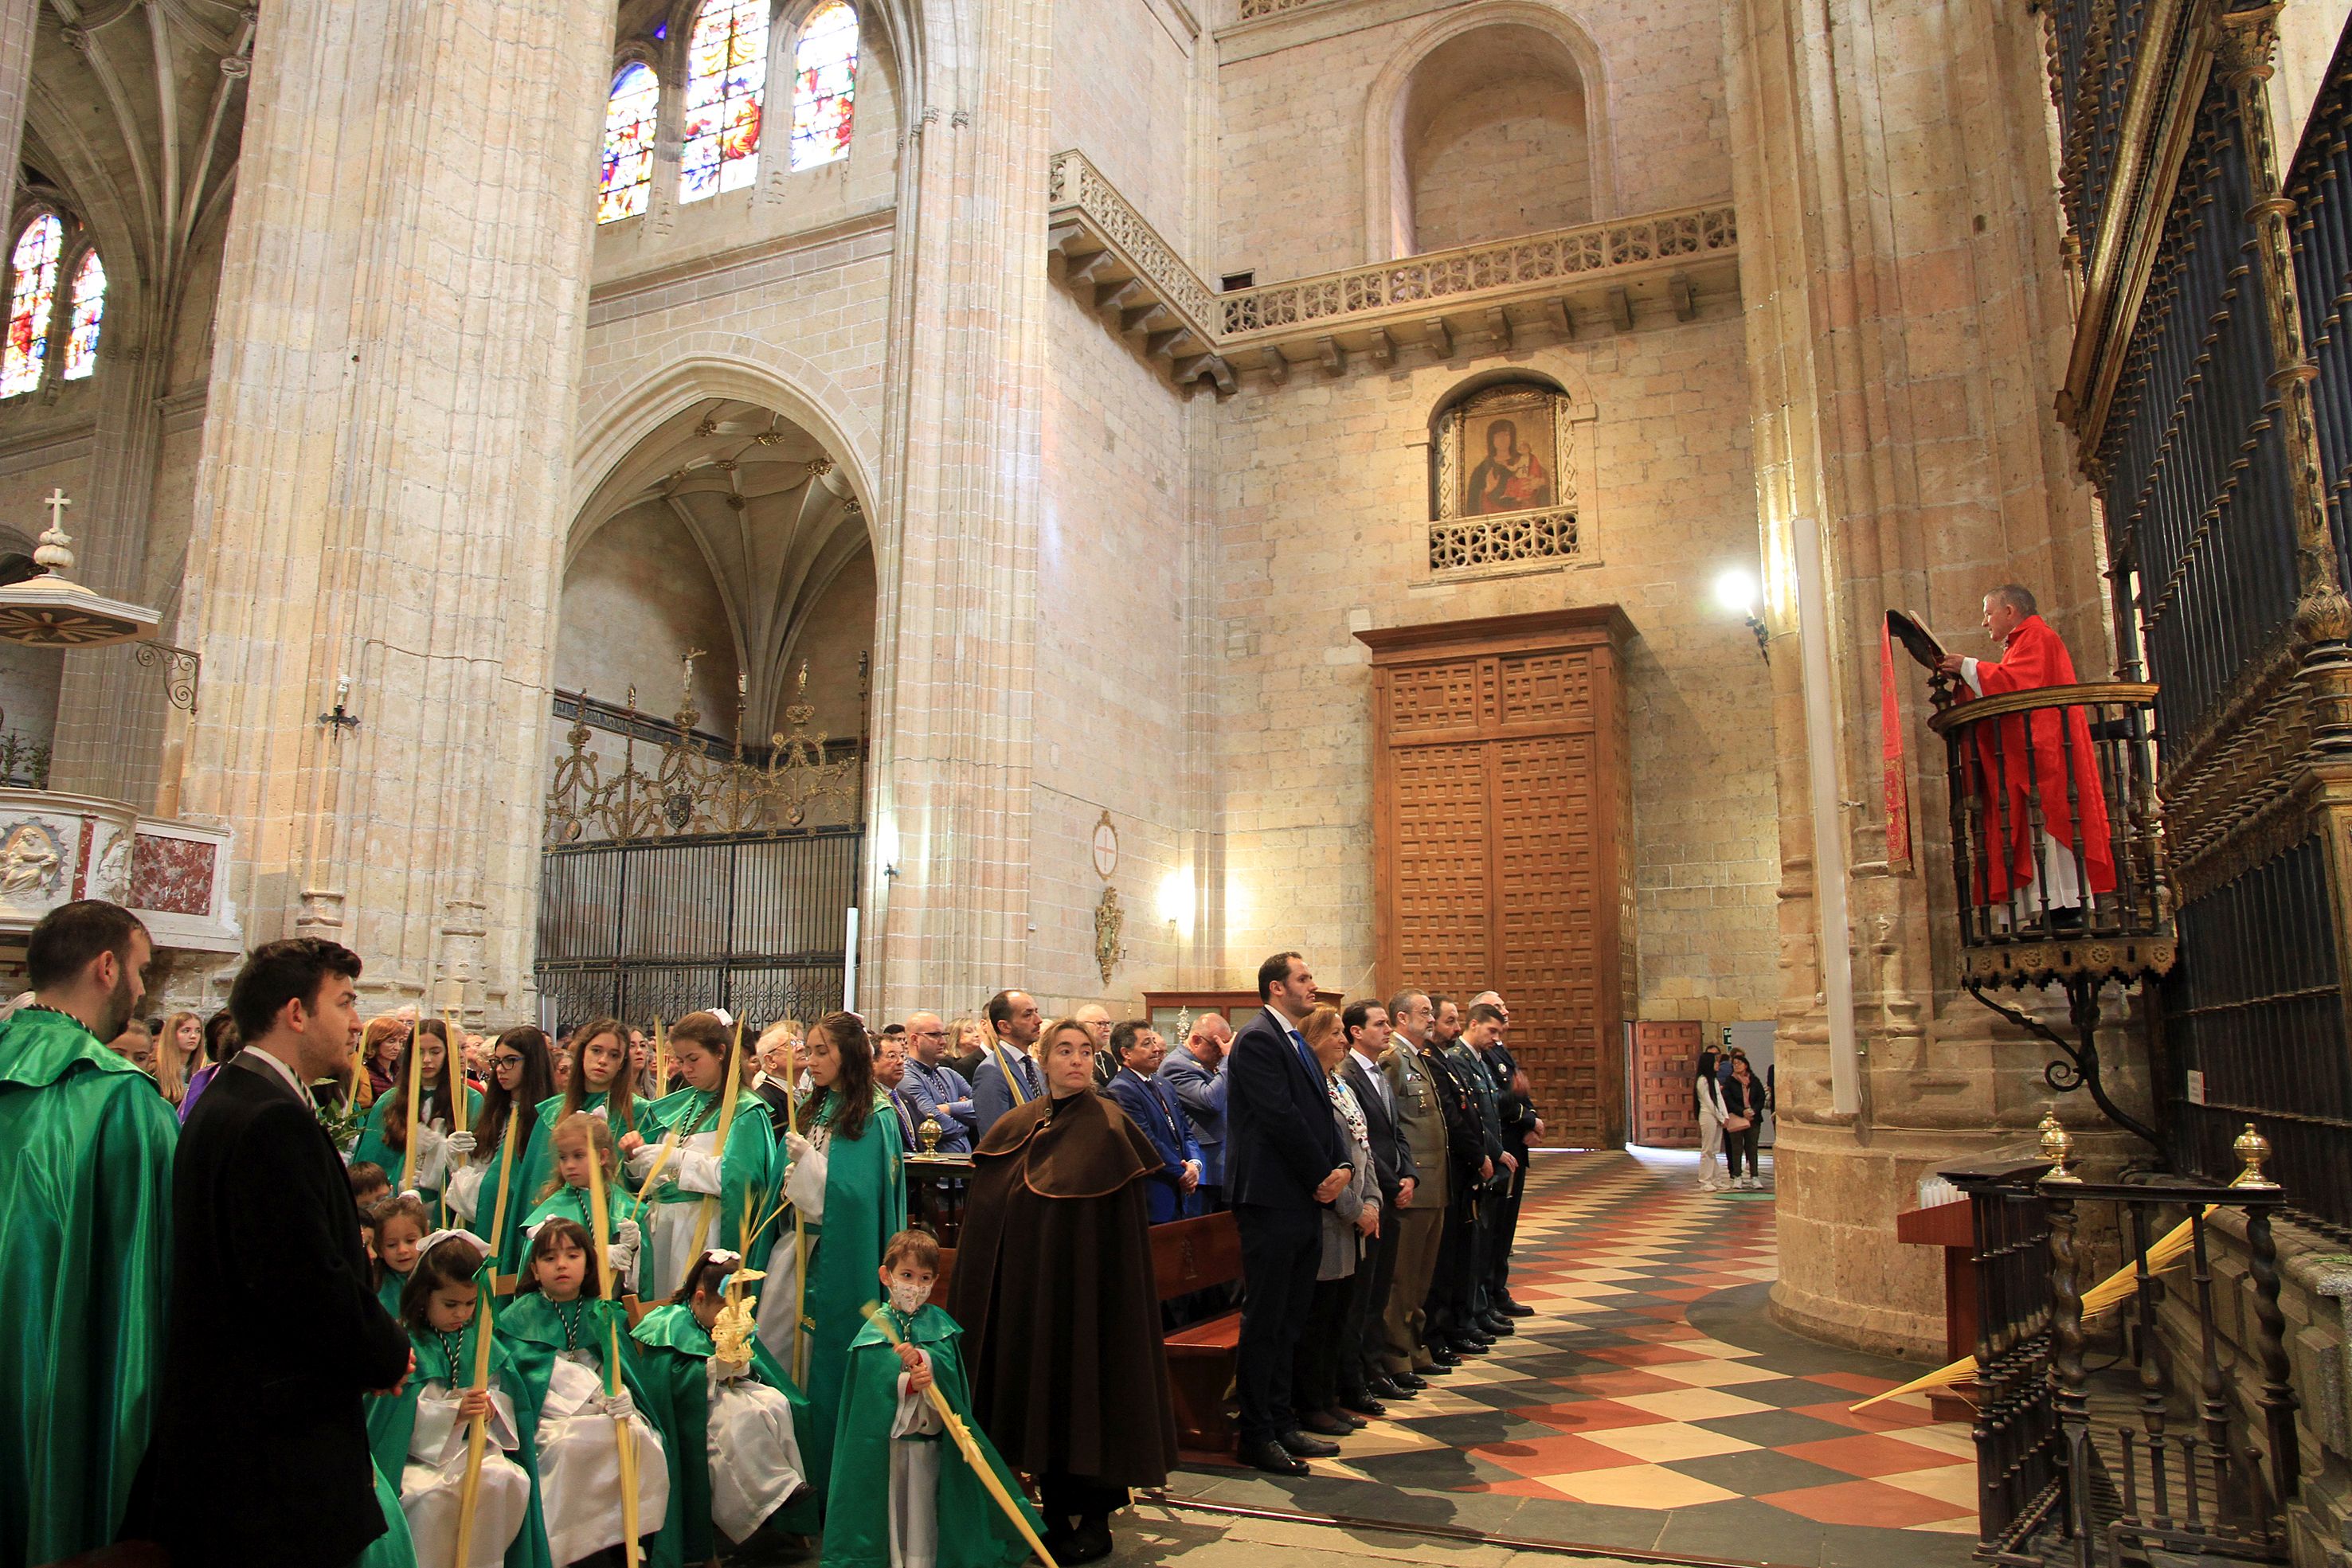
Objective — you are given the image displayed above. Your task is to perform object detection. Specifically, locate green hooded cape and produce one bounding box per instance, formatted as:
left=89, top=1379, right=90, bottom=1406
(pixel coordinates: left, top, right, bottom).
left=792, top=1090, right=908, bottom=1494
left=820, top=1304, right=1039, bottom=1568
left=352, top=1083, right=485, bottom=1215
left=629, top=1301, right=818, bottom=1559
left=461, top=1101, right=550, bottom=1282
left=364, top=1316, right=551, bottom=1568
left=0, top=1004, right=176, bottom=1568
left=509, top=1089, right=644, bottom=1273
left=640, top=1085, right=777, bottom=1279
left=495, top=1291, right=680, bottom=1568
left=355, top=1457, right=419, bottom=1568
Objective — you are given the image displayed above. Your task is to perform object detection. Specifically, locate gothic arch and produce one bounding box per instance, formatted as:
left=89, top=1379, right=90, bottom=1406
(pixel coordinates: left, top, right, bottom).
left=1360, top=2, right=1617, bottom=264
left=571, top=338, right=882, bottom=548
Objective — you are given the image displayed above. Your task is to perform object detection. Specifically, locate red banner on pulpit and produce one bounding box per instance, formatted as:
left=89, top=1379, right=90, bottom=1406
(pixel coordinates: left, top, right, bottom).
left=1881, top=622, right=1912, bottom=870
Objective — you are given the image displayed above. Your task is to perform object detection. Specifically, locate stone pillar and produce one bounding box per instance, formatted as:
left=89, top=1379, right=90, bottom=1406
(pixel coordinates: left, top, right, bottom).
left=1727, top=0, right=2135, bottom=1354
left=862, top=2, right=1055, bottom=1015
left=177, top=0, right=609, bottom=1014
left=0, top=0, right=35, bottom=224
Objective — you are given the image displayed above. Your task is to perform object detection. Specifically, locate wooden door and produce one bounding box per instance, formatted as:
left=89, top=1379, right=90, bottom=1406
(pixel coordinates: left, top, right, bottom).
left=1632, top=1021, right=1704, bottom=1147
left=1360, top=608, right=1634, bottom=1148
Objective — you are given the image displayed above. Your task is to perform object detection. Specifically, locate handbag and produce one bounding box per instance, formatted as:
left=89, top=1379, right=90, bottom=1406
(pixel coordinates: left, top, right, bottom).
left=1721, top=1114, right=1751, bottom=1133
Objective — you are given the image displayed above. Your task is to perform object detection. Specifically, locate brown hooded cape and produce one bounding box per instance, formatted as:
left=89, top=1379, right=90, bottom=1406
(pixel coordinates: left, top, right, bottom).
left=946, top=1088, right=1179, bottom=1487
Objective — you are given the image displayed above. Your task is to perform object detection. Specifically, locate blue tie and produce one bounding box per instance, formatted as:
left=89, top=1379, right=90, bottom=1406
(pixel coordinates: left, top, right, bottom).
left=1288, top=1027, right=1320, bottom=1083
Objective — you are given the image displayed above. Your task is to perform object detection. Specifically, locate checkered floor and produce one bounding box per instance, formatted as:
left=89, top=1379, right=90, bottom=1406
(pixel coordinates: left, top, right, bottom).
left=1164, top=1148, right=1981, bottom=1568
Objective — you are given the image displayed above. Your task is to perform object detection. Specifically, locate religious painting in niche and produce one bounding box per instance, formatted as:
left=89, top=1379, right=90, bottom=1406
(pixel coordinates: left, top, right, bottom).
left=63, top=250, right=104, bottom=379
left=1442, top=384, right=1570, bottom=518
left=789, top=2, right=859, bottom=171
left=682, top=0, right=769, bottom=201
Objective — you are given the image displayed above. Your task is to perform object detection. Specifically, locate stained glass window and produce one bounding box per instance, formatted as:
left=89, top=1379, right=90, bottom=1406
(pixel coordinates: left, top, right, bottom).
left=599, top=63, right=660, bottom=223
left=63, top=250, right=104, bottom=380
left=789, top=2, right=859, bottom=171
left=682, top=0, right=768, bottom=201
left=2, top=214, right=62, bottom=398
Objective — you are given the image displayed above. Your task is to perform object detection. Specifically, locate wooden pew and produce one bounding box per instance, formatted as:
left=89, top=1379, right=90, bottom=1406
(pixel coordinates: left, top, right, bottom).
left=932, top=1209, right=1245, bottom=1465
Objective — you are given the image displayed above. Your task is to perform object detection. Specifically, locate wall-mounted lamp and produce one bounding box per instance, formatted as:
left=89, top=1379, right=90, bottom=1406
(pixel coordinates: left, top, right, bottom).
left=319, top=671, right=361, bottom=733
left=1714, top=569, right=1770, bottom=662
left=1156, top=867, right=1196, bottom=940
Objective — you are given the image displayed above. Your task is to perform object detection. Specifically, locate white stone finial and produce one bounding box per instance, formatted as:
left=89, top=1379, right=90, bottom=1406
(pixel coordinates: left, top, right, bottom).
left=34, top=489, right=73, bottom=575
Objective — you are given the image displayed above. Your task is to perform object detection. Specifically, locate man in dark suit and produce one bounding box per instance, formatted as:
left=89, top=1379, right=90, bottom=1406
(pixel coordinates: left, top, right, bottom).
left=1105, top=1020, right=1201, bottom=1222
left=146, top=939, right=413, bottom=1568
left=1340, top=999, right=1416, bottom=1410
left=750, top=1020, right=800, bottom=1136
left=1422, top=995, right=1498, bottom=1363
left=971, top=988, right=1044, bottom=1138
left=1470, top=991, right=1538, bottom=1317
left=1226, top=952, right=1351, bottom=1476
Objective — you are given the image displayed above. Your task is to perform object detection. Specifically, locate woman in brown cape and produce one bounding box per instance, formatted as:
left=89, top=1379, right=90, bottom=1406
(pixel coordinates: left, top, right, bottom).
left=947, top=1016, right=1179, bottom=1565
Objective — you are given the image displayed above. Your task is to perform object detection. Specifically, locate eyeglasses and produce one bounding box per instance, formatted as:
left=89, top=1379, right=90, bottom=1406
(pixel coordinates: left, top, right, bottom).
left=494, top=1054, right=526, bottom=1070
left=910, top=1028, right=946, bottom=1039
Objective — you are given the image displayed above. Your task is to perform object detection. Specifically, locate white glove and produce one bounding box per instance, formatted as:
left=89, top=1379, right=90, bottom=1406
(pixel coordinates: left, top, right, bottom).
left=444, top=1132, right=478, bottom=1160
left=710, top=1356, right=749, bottom=1384
left=598, top=1388, right=637, bottom=1421
left=609, top=1218, right=642, bottom=1286
left=784, top=1131, right=814, bottom=1164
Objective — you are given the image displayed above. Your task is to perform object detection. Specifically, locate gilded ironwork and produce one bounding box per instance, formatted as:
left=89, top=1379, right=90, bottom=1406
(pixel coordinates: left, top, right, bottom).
left=1094, top=884, right=1125, bottom=986
left=543, top=662, right=861, bottom=845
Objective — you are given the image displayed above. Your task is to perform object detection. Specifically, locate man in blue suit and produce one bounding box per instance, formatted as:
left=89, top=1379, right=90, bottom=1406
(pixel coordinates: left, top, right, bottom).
left=1106, top=1020, right=1201, bottom=1222
left=1156, top=1013, right=1231, bottom=1211
left=970, top=988, right=1044, bottom=1138
left=1226, top=951, right=1352, bottom=1476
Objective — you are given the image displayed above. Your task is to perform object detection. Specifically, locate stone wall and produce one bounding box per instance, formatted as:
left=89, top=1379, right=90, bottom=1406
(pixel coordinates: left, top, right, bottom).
left=1207, top=315, right=1779, bottom=1023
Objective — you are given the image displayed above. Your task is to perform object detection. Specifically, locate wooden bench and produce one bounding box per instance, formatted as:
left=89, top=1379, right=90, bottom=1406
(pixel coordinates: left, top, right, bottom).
left=933, top=1209, right=1245, bottom=1465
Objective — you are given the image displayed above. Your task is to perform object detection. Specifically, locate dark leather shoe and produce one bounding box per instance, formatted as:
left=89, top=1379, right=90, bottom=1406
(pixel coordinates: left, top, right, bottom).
left=1424, top=1349, right=1459, bottom=1371
left=1368, top=1374, right=1409, bottom=1399
left=1339, top=1394, right=1386, bottom=1420
left=1278, top=1428, right=1340, bottom=1457
left=1245, top=1438, right=1309, bottom=1475
left=1457, top=1336, right=1493, bottom=1356
left=1298, top=1410, right=1353, bottom=1437
left=1326, top=1403, right=1368, bottom=1429
left=1499, top=1298, right=1535, bottom=1317
left=1392, top=1371, right=1429, bottom=1390
left=1481, top=1314, right=1516, bottom=1336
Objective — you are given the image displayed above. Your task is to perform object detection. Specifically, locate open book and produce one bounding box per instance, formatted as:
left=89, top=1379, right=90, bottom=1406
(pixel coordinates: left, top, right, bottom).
left=1885, top=609, right=1947, bottom=673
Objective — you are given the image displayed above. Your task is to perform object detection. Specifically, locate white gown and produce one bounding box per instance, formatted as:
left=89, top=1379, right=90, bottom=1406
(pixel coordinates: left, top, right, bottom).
left=706, top=1361, right=808, bottom=1543
left=627, top=1126, right=730, bottom=1300
left=534, top=1351, right=670, bottom=1566
left=756, top=1128, right=828, bottom=1367
left=398, top=1380, right=531, bottom=1568
left=888, top=1351, right=945, bottom=1568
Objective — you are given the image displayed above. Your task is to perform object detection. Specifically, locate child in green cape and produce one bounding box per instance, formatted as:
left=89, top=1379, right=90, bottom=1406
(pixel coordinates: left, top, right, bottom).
left=514, top=1018, right=649, bottom=1264
left=351, top=1021, right=483, bottom=1218
left=821, top=1229, right=1041, bottom=1568
left=498, top=1217, right=678, bottom=1568
left=365, top=1230, right=550, bottom=1568
left=620, top=1011, right=777, bottom=1301
left=371, top=1193, right=432, bottom=1320
left=521, top=1112, right=648, bottom=1298
left=753, top=1009, right=907, bottom=1493
left=632, top=1248, right=817, bottom=1566
left=445, top=1027, right=556, bottom=1281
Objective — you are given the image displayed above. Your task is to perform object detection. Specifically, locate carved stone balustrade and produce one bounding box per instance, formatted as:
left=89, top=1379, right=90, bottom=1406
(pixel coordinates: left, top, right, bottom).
left=1045, top=149, right=1741, bottom=393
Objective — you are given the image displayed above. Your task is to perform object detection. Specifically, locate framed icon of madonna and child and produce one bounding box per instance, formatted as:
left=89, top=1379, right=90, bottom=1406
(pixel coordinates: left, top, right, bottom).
left=1436, top=382, right=1575, bottom=519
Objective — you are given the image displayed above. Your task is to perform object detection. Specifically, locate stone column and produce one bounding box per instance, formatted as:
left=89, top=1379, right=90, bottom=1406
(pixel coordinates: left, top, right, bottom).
left=0, top=0, right=35, bottom=223
left=861, top=2, right=1055, bottom=1015
left=1727, top=0, right=2130, bottom=1355
left=177, top=0, right=609, bottom=1014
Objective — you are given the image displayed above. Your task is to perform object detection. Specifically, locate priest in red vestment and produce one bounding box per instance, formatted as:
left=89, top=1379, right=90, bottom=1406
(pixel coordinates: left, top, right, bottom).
left=1936, top=585, right=2115, bottom=925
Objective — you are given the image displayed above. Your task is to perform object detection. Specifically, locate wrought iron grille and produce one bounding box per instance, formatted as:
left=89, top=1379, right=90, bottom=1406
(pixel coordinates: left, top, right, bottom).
left=534, top=825, right=862, bottom=1029
left=2105, top=90, right=2301, bottom=745
left=2160, top=836, right=2350, bottom=1231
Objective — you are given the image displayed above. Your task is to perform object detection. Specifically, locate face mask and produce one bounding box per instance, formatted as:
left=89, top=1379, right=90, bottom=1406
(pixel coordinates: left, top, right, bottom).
left=888, top=1280, right=929, bottom=1316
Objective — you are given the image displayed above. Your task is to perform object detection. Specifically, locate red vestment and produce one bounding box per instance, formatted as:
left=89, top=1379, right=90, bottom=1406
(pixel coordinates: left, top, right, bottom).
left=1963, top=615, right=2116, bottom=902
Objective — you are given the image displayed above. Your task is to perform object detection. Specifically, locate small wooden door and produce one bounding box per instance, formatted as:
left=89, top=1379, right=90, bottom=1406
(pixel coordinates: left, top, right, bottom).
left=1360, top=608, right=1634, bottom=1148
left=1631, top=1021, right=1703, bottom=1148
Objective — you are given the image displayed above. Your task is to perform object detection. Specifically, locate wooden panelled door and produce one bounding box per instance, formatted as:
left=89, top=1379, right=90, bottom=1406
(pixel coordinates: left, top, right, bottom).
left=1358, top=608, right=1634, bottom=1147
left=1631, top=1021, right=1704, bottom=1148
